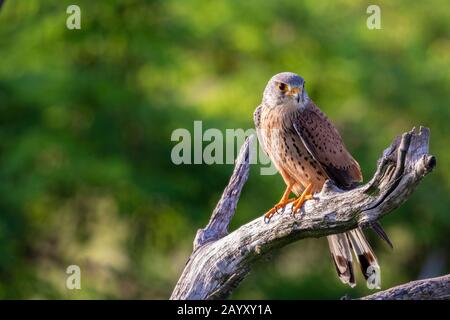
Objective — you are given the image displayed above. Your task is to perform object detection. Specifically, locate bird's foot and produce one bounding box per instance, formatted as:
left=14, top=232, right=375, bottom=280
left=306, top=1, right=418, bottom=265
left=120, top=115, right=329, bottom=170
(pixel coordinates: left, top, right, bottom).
left=291, top=194, right=313, bottom=215
left=263, top=198, right=296, bottom=223
left=292, top=183, right=313, bottom=215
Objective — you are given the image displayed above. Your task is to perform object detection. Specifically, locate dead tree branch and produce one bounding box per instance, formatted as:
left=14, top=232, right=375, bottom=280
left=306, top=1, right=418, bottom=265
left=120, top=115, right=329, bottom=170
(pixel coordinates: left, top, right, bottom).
left=362, top=274, right=450, bottom=300
left=171, top=127, right=436, bottom=300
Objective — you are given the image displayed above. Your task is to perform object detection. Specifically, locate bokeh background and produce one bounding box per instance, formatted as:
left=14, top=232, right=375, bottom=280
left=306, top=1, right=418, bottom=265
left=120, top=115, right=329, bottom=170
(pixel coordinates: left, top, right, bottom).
left=0, top=0, right=449, bottom=299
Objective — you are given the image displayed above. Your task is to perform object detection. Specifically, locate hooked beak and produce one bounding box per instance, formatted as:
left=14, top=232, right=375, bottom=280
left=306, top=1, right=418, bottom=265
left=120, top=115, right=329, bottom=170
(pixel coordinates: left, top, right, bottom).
left=286, top=87, right=302, bottom=104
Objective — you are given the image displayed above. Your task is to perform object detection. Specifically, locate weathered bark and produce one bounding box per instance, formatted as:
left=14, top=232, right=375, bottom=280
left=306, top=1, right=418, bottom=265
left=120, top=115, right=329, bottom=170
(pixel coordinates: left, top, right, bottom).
left=171, top=127, right=437, bottom=300
left=362, top=275, right=450, bottom=300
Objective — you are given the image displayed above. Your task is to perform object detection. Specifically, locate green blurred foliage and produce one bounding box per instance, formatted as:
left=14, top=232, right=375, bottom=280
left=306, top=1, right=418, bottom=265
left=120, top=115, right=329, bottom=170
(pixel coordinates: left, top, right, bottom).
left=0, top=0, right=449, bottom=299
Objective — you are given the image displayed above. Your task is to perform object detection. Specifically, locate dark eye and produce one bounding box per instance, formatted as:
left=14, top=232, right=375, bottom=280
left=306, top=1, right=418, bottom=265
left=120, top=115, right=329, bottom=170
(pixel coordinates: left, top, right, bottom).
left=278, top=83, right=287, bottom=92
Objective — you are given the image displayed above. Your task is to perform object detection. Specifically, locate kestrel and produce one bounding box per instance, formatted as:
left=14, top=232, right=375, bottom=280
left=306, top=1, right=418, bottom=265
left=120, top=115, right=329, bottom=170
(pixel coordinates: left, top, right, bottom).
left=254, top=72, right=379, bottom=287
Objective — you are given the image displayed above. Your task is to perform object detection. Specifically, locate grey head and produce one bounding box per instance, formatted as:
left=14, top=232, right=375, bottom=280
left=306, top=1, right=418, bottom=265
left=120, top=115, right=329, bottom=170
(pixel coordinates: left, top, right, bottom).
left=262, top=72, right=309, bottom=109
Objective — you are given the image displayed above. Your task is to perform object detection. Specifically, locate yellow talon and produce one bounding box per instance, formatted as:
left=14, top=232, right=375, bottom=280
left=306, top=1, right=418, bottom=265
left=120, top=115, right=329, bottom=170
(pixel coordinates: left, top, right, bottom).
left=264, top=183, right=295, bottom=222
left=292, top=183, right=313, bottom=214
left=264, top=198, right=296, bottom=221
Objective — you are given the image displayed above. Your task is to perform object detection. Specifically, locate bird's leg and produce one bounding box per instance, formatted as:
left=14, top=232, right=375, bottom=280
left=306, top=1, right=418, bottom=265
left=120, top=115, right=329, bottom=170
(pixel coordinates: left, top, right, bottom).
left=264, top=183, right=296, bottom=222
left=292, top=183, right=313, bottom=215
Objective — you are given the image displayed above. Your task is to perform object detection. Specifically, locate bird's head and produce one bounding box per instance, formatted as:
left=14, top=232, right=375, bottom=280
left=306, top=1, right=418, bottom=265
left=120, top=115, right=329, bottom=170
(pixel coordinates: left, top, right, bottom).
left=262, top=72, right=309, bottom=110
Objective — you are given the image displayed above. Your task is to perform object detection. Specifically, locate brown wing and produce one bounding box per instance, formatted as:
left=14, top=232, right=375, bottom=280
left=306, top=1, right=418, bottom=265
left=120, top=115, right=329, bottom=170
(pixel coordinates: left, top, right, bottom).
left=293, top=100, right=362, bottom=189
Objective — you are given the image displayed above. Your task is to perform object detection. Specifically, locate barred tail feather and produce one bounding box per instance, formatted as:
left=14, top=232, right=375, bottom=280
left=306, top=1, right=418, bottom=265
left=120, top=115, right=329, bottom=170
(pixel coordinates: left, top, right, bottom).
left=347, top=228, right=380, bottom=282
left=328, top=228, right=380, bottom=288
left=327, top=234, right=355, bottom=287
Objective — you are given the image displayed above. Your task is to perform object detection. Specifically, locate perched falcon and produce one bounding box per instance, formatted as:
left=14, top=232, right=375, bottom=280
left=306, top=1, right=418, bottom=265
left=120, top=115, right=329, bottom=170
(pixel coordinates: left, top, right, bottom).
left=254, top=72, right=381, bottom=287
